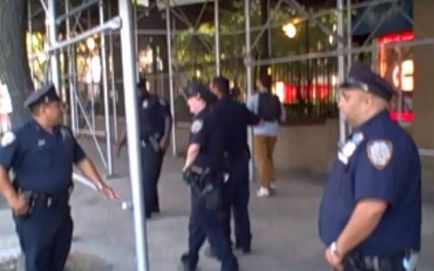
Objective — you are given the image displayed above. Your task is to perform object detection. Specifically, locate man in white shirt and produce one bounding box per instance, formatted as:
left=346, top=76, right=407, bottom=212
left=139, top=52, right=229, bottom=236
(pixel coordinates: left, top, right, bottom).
left=246, top=73, right=286, bottom=197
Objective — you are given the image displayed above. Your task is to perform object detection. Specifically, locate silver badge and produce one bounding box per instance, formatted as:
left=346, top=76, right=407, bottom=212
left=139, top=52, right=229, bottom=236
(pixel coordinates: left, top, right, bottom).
left=142, top=100, right=149, bottom=108
left=0, top=131, right=15, bottom=147
left=38, top=139, right=46, bottom=147
left=367, top=140, right=393, bottom=169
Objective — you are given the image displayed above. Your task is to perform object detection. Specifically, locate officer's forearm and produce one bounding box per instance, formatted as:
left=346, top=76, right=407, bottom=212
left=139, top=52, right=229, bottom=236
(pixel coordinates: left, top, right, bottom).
left=0, top=166, right=17, bottom=204
left=336, top=199, right=387, bottom=256
left=184, top=144, right=200, bottom=170
left=163, top=116, right=172, bottom=138
left=76, top=158, right=104, bottom=188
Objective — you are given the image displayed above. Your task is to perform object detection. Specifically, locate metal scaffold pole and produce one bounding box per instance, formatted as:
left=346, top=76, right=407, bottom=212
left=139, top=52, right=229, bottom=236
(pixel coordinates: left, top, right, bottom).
left=99, top=0, right=114, bottom=175
left=166, top=1, right=178, bottom=156
left=245, top=0, right=255, bottom=182
left=214, top=0, right=221, bottom=76
left=48, top=0, right=61, bottom=90
left=337, top=0, right=346, bottom=146
left=118, top=1, right=150, bottom=270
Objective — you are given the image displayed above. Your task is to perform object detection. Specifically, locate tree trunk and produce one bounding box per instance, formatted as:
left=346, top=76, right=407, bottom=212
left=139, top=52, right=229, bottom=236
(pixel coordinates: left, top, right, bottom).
left=0, top=0, right=33, bottom=128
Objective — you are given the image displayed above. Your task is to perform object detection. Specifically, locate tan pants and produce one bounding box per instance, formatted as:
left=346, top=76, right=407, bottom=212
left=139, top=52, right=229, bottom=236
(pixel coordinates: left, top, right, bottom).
left=253, top=135, right=277, bottom=189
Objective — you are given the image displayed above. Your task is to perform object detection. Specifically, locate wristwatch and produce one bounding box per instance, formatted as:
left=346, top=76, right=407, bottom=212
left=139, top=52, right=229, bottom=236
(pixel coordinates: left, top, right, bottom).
left=329, top=241, right=342, bottom=259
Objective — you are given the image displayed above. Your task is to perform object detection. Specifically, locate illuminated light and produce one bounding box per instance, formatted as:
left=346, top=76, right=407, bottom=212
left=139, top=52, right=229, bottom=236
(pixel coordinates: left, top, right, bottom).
left=328, top=35, right=334, bottom=45
left=282, top=23, right=297, bottom=38
left=275, top=81, right=285, bottom=102
left=196, top=69, right=201, bottom=78
left=37, top=52, right=47, bottom=63
left=331, top=75, right=338, bottom=86
left=267, top=67, right=272, bottom=75
left=86, top=37, right=96, bottom=51
left=401, top=59, right=414, bottom=92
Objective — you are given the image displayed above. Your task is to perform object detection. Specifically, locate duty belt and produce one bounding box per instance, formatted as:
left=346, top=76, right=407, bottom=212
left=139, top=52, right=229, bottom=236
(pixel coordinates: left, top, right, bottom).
left=344, top=251, right=418, bottom=271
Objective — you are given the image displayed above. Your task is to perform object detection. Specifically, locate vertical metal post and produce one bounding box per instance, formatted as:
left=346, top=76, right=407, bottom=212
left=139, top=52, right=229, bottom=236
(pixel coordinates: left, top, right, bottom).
left=28, top=0, right=34, bottom=81
left=48, top=0, right=61, bottom=90
left=245, top=0, right=254, bottom=182
left=267, top=0, right=273, bottom=57
left=346, top=0, right=352, bottom=69
left=66, top=0, right=77, bottom=135
left=166, top=2, right=177, bottom=156
left=134, top=3, right=140, bottom=77
left=108, top=1, right=118, bottom=142
left=118, top=1, right=149, bottom=271
left=337, top=0, right=346, bottom=146
left=214, top=0, right=221, bottom=76
left=99, top=1, right=114, bottom=175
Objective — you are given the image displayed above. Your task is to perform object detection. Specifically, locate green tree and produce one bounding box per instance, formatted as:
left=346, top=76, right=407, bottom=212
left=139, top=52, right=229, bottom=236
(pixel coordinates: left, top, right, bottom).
left=0, top=0, right=33, bottom=127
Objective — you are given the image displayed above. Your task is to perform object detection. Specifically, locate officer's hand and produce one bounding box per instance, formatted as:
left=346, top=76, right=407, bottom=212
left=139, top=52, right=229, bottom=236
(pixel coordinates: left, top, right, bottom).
left=159, top=137, right=169, bottom=151
left=8, top=193, right=29, bottom=216
left=98, top=182, right=120, bottom=200
left=324, top=247, right=344, bottom=271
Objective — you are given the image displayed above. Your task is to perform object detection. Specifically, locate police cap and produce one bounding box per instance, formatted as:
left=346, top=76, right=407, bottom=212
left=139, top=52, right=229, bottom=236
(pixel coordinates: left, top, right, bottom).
left=185, top=83, right=217, bottom=104
left=340, top=62, right=395, bottom=101
left=24, top=83, right=60, bottom=109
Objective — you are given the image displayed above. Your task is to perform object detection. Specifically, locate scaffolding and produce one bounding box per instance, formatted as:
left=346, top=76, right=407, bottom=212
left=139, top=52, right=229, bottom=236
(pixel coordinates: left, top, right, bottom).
left=24, top=0, right=434, bottom=270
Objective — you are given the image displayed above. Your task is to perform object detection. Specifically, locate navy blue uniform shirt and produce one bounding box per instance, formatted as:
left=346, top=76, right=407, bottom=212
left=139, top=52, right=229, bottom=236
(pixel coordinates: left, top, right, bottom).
left=139, top=94, right=171, bottom=141
left=0, top=119, right=86, bottom=194
left=189, top=107, right=224, bottom=173
left=213, top=97, right=259, bottom=158
left=319, top=110, right=421, bottom=256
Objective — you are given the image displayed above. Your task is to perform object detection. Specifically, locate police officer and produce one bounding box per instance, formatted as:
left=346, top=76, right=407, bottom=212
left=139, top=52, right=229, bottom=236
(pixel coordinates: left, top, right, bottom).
left=0, top=84, right=119, bottom=271
left=117, top=78, right=172, bottom=218
left=210, top=76, right=259, bottom=254
left=181, top=83, right=238, bottom=271
left=318, top=62, right=421, bottom=271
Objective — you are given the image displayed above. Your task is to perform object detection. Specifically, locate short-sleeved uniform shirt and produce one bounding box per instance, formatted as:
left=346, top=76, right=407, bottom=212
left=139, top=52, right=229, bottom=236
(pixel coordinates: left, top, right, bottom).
left=0, top=119, right=86, bottom=195
left=319, top=110, right=421, bottom=256
left=189, top=107, right=223, bottom=173
left=139, top=94, right=171, bottom=141
left=212, top=96, right=259, bottom=158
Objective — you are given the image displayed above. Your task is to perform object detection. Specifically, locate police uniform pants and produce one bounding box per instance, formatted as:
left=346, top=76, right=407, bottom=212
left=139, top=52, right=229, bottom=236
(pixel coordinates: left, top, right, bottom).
left=141, top=144, right=164, bottom=215
left=253, top=135, right=276, bottom=189
left=14, top=201, right=73, bottom=271
left=187, top=179, right=238, bottom=271
left=223, top=156, right=252, bottom=251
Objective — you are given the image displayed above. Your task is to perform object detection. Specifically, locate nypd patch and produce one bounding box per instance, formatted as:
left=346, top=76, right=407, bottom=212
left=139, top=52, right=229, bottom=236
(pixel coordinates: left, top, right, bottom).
left=159, top=98, right=166, bottom=106
left=191, top=120, right=203, bottom=134
left=1, top=131, right=16, bottom=147
left=367, top=140, right=393, bottom=169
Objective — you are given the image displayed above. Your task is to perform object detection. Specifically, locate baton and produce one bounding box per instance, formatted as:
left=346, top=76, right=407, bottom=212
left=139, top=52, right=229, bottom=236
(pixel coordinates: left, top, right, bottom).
left=72, top=172, right=133, bottom=210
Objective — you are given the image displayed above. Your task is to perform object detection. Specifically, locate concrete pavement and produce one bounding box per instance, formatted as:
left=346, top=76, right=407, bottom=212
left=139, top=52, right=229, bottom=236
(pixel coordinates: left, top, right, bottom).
left=1, top=136, right=434, bottom=271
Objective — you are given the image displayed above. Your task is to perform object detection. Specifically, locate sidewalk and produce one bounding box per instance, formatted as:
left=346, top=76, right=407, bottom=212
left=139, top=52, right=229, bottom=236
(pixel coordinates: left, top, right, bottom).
left=1, top=137, right=434, bottom=270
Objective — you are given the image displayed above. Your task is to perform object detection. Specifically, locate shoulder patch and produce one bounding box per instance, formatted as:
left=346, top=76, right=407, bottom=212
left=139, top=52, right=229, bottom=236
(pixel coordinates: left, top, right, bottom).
left=1, top=131, right=16, bottom=147
left=191, top=120, right=203, bottom=134
left=367, top=140, right=393, bottom=170
left=159, top=98, right=167, bottom=106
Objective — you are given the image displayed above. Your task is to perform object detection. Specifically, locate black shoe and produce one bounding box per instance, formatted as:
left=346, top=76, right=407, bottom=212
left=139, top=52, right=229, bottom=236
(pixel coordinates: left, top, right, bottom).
left=180, top=253, right=196, bottom=271
left=235, top=245, right=250, bottom=254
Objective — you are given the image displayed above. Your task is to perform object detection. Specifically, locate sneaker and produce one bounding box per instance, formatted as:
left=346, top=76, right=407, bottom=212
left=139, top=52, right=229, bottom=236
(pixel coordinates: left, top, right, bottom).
left=256, top=187, right=270, bottom=197
left=270, top=182, right=277, bottom=190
